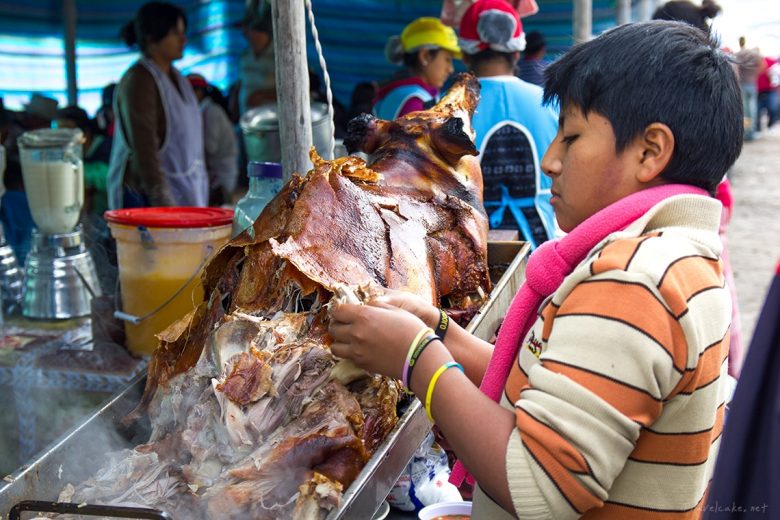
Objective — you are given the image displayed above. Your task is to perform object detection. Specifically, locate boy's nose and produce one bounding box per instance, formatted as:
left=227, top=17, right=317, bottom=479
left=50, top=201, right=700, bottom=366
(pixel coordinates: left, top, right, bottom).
left=541, top=148, right=561, bottom=177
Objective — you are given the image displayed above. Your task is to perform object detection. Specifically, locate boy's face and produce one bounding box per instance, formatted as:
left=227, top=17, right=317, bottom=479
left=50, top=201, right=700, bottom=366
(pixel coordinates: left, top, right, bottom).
left=541, top=105, right=647, bottom=232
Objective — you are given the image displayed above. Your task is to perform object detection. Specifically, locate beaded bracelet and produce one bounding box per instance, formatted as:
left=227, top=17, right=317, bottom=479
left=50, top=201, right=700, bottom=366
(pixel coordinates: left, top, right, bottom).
left=405, top=333, right=439, bottom=388
left=425, top=361, right=464, bottom=422
left=402, top=327, right=434, bottom=388
left=434, top=309, right=450, bottom=341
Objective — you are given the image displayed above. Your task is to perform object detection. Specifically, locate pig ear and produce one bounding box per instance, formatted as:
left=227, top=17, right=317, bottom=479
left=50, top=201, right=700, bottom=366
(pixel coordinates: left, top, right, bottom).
left=435, top=116, right=478, bottom=160
left=344, top=113, right=390, bottom=155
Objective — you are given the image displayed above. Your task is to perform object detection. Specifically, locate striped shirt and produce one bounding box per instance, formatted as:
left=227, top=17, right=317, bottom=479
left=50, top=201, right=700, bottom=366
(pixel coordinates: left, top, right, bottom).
left=473, top=195, right=732, bottom=519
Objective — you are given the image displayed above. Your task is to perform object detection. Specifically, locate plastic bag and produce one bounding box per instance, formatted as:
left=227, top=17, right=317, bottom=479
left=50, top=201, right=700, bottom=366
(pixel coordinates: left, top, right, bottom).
left=386, top=432, right=463, bottom=512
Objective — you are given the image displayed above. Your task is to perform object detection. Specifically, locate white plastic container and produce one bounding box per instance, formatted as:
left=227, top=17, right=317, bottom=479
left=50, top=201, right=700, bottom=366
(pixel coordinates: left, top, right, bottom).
left=105, top=207, right=233, bottom=355
left=418, top=501, right=472, bottom=520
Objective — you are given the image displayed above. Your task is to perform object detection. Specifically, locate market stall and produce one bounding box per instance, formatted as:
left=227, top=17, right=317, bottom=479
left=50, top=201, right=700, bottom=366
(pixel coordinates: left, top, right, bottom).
left=0, top=3, right=536, bottom=517
left=0, top=240, right=528, bottom=519
left=0, top=60, right=531, bottom=518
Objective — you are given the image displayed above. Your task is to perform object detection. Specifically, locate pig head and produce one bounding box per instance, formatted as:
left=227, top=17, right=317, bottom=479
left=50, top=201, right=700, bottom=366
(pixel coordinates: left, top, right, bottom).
left=344, top=72, right=484, bottom=212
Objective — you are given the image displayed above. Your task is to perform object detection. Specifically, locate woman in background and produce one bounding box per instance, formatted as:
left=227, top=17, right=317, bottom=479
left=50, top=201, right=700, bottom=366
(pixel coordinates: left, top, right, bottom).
left=108, top=1, right=207, bottom=209
left=373, top=17, right=461, bottom=120
left=187, top=74, right=239, bottom=206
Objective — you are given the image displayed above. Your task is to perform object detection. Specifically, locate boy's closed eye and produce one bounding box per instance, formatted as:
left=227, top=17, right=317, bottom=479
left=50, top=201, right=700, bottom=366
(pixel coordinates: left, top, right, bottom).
left=561, top=134, right=578, bottom=145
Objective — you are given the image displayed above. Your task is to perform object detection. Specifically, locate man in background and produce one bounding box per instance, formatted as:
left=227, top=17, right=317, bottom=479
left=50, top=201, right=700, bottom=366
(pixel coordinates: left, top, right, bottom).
left=736, top=36, right=764, bottom=141
left=515, top=30, right=547, bottom=86
left=238, top=0, right=276, bottom=117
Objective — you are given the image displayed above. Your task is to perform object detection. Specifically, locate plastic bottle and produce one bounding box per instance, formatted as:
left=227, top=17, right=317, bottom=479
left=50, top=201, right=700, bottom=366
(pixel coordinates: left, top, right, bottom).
left=232, top=161, right=283, bottom=238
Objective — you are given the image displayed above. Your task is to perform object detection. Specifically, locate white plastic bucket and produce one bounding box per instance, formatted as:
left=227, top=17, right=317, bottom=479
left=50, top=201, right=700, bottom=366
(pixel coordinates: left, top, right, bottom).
left=105, top=207, right=233, bottom=355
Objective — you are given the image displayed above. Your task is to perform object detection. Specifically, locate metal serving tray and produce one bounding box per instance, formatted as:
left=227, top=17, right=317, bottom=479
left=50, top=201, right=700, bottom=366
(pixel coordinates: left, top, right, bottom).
left=329, top=241, right=529, bottom=519
left=0, top=242, right=530, bottom=519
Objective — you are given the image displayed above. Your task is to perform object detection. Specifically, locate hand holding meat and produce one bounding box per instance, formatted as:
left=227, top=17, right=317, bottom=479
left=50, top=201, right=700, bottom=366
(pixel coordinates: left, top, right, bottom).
left=328, top=300, right=430, bottom=380
left=374, top=287, right=441, bottom=330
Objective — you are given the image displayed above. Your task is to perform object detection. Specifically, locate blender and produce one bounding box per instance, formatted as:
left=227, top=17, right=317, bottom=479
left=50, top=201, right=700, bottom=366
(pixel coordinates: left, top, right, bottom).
left=18, top=128, right=101, bottom=319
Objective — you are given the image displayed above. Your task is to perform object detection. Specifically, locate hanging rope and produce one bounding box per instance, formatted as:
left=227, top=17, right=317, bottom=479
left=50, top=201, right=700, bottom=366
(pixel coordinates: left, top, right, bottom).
left=304, top=0, right=336, bottom=159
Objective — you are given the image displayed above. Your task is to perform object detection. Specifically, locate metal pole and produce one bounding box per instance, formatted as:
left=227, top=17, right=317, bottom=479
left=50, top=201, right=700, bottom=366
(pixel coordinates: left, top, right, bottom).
left=271, top=0, right=312, bottom=181
left=573, top=0, right=592, bottom=44
left=616, top=0, right=631, bottom=25
left=638, top=0, right=654, bottom=21
left=63, top=0, right=78, bottom=106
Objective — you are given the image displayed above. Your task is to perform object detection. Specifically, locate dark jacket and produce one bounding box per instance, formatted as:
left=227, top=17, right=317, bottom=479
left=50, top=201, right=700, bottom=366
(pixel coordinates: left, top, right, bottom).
left=705, top=262, right=780, bottom=519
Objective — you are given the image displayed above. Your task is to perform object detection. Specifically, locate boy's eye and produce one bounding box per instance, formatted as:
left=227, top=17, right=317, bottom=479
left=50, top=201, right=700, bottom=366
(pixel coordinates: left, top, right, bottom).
left=561, top=134, right=578, bottom=145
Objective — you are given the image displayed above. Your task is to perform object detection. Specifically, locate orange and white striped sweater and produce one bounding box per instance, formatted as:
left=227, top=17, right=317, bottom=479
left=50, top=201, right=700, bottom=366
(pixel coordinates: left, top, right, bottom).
left=473, top=195, right=732, bottom=519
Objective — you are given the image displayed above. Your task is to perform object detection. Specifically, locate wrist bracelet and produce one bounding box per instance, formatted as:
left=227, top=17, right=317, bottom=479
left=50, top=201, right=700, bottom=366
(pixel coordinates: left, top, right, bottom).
left=435, top=309, right=449, bottom=341
left=425, top=361, right=464, bottom=422
left=402, top=327, right=433, bottom=388
left=405, top=333, right=439, bottom=389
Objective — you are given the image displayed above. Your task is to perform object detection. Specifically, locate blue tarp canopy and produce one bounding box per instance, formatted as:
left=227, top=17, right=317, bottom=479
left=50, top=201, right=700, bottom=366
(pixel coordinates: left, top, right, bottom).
left=0, top=0, right=621, bottom=114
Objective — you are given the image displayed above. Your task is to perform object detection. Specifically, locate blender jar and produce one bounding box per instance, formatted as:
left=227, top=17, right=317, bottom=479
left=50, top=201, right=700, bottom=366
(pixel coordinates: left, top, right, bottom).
left=18, top=128, right=85, bottom=235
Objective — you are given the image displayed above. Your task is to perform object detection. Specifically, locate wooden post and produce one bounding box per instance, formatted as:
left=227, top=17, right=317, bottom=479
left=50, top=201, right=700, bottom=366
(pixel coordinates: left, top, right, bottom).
left=271, top=0, right=312, bottom=181
left=63, top=0, right=78, bottom=106
left=573, top=0, right=592, bottom=44
left=616, top=0, right=631, bottom=25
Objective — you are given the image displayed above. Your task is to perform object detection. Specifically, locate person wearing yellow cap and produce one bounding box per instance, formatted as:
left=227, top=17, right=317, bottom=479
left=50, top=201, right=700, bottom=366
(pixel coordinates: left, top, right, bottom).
left=373, top=17, right=461, bottom=120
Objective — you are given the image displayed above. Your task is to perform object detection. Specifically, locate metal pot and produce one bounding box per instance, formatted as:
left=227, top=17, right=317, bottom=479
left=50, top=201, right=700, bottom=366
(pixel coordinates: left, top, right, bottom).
left=240, top=102, right=333, bottom=164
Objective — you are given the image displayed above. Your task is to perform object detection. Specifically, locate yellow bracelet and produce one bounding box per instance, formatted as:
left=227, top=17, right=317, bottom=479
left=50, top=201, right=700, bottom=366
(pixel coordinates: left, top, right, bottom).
left=402, top=327, right=434, bottom=388
left=424, top=361, right=464, bottom=422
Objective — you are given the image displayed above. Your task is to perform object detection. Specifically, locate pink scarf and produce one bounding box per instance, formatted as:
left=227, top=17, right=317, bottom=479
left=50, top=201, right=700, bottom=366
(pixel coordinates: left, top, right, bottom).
left=450, top=184, right=709, bottom=486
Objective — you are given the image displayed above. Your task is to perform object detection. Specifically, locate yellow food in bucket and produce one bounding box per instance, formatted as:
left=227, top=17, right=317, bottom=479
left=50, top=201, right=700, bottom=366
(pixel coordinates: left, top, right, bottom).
left=120, top=273, right=204, bottom=356
left=105, top=207, right=234, bottom=356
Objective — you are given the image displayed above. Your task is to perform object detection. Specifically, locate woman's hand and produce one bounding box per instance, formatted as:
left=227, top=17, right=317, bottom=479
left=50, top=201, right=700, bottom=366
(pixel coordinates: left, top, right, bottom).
left=373, top=288, right=440, bottom=330
left=327, top=301, right=430, bottom=380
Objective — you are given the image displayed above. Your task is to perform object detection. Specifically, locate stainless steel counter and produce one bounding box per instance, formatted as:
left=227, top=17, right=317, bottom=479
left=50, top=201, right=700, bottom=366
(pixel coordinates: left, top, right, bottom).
left=0, top=242, right=529, bottom=519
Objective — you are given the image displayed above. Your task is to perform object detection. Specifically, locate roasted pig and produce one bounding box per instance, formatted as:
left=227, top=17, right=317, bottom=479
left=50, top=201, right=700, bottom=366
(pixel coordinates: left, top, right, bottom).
left=66, top=73, right=489, bottom=519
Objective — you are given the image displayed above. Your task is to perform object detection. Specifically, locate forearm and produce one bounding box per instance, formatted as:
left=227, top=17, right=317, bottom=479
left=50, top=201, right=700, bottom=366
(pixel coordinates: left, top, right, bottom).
left=409, top=341, right=516, bottom=514
left=440, top=320, right=493, bottom=385
left=411, top=304, right=493, bottom=385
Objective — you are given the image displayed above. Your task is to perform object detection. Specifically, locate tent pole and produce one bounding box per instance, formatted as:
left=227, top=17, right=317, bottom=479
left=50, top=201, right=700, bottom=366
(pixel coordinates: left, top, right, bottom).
left=271, top=0, right=312, bottom=181
left=616, top=0, right=631, bottom=25
left=638, top=0, right=654, bottom=21
left=64, top=0, right=78, bottom=106
left=573, top=0, right=592, bottom=43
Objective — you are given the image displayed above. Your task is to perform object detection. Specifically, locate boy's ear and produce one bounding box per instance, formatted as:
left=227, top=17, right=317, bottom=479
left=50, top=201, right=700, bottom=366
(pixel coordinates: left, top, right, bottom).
left=636, top=123, right=675, bottom=184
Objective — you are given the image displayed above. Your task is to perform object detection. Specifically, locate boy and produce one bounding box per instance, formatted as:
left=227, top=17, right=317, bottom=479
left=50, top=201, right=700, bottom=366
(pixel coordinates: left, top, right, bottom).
left=328, top=21, right=742, bottom=519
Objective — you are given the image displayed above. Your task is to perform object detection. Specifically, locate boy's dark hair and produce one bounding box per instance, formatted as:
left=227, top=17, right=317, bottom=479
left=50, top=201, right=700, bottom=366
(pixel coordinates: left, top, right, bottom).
left=120, top=1, right=187, bottom=54
left=543, top=21, right=742, bottom=194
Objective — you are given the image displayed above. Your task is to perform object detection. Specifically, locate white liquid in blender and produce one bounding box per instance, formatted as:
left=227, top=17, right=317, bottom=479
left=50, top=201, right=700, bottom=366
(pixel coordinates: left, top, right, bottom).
left=22, top=160, right=84, bottom=235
